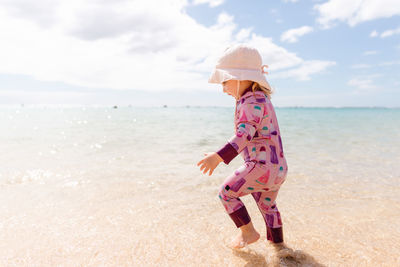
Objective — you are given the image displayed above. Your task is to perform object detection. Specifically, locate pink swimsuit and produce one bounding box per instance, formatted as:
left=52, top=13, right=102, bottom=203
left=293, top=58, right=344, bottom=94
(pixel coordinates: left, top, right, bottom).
left=216, top=87, right=288, bottom=243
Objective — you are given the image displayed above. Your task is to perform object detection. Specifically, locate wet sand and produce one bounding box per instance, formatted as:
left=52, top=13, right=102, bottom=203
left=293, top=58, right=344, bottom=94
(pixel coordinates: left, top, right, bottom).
left=1, top=168, right=399, bottom=266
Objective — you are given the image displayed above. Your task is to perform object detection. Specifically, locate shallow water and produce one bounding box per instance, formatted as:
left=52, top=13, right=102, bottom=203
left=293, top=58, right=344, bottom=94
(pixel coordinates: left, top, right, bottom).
left=0, top=106, right=399, bottom=266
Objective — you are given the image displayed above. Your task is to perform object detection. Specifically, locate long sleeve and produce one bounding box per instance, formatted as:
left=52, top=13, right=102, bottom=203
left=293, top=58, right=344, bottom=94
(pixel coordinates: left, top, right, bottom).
left=217, top=101, right=264, bottom=165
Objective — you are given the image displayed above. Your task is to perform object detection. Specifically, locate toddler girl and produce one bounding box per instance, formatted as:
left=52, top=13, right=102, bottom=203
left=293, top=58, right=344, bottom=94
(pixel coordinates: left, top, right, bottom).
left=197, top=44, right=288, bottom=249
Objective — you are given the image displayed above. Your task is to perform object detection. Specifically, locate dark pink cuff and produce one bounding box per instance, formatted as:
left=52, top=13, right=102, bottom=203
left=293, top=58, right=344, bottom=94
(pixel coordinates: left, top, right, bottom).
left=217, top=142, right=238, bottom=165
left=228, top=206, right=251, bottom=228
left=267, top=227, right=284, bottom=243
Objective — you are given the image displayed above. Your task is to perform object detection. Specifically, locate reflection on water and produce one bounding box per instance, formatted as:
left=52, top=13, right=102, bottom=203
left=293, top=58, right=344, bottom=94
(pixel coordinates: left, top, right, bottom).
left=0, top=106, right=399, bottom=266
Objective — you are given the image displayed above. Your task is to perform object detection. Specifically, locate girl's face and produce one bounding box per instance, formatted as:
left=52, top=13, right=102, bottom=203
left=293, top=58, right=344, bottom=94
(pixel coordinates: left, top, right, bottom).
left=222, top=80, right=253, bottom=99
left=222, top=80, right=237, bottom=97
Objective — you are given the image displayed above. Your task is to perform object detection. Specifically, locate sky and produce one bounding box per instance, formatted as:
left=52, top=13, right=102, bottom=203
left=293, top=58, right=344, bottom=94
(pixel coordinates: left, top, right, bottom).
left=0, top=0, right=399, bottom=107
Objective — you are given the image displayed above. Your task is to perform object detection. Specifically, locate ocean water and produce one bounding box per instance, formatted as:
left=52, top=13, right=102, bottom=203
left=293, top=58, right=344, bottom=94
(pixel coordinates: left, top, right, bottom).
left=0, top=106, right=399, bottom=266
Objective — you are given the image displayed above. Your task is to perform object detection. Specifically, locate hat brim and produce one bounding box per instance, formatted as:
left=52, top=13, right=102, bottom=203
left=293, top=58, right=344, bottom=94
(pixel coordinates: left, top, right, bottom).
left=208, top=68, right=271, bottom=91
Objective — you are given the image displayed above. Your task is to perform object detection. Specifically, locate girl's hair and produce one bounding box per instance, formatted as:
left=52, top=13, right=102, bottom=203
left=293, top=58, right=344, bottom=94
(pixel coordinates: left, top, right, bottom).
left=251, top=81, right=273, bottom=99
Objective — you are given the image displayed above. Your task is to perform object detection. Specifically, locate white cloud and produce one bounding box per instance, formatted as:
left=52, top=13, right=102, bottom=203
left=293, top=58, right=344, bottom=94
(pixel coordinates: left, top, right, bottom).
left=351, top=64, right=371, bottom=69
left=248, top=34, right=304, bottom=70
left=280, top=26, right=314, bottom=43
left=381, top=26, right=400, bottom=38
left=273, top=60, right=336, bottom=81
left=314, top=0, right=400, bottom=28
left=378, top=60, right=400, bottom=66
left=192, top=0, right=224, bottom=7
left=370, top=30, right=378, bottom=37
left=235, top=27, right=253, bottom=41
left=0, top=0, right=335, bottom=92
left=270, top=9, right=279, bottom=15
left=347, top=76, right=384, bottom=93
left=369, top=27, right=400, bottom=38
left=282, top=0, right=299, bottom=3
left=348, top=78, right=376, bottom=89
left=363, top=50, right=378, bottom=55
left=0, top=0, right=60, bottom=27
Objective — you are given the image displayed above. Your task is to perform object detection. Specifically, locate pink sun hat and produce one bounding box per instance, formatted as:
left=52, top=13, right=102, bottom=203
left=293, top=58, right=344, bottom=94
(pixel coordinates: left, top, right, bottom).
left=208, top=43, right=271, bottom=91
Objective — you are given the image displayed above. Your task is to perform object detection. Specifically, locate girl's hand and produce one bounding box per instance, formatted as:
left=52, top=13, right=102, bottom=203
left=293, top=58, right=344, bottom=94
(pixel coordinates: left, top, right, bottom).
left=197, top=152, right=223, bottom=176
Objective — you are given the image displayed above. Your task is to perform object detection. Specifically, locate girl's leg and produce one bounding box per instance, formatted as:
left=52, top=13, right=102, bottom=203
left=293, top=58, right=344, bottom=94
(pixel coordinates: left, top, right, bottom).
left=218, top=162, right=265, bottom=248
left=217, top=161, right=262, bottom=228
left=251, top=189, right=284, bottom=243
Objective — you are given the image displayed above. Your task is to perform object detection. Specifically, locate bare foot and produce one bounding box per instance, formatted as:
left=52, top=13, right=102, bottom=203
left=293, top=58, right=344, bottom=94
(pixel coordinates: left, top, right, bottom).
left=229, top=230, right=260, bottom=249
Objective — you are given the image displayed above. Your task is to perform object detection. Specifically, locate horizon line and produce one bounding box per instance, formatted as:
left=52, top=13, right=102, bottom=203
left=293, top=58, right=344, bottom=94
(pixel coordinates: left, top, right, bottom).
left=0, top=104, right=399, bottom=109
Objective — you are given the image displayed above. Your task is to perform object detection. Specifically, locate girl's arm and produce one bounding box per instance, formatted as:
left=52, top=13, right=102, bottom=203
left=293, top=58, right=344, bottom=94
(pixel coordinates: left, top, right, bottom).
left=217, top=102, right=264, bottom=165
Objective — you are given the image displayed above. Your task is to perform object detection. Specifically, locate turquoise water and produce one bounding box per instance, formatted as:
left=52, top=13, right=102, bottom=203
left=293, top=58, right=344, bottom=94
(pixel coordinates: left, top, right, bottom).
left=0, top=106, right=399, bottom=266
left=2, top=106, right=398, bottom=185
